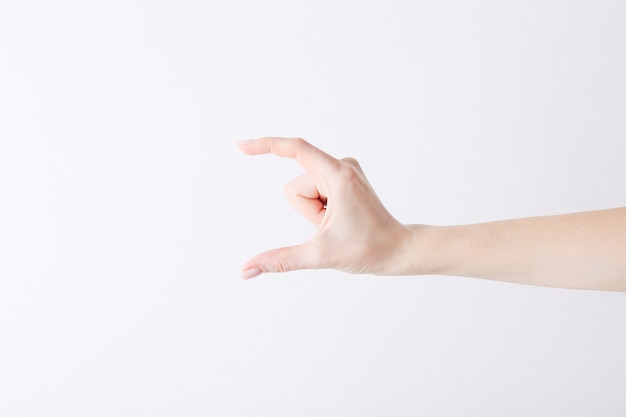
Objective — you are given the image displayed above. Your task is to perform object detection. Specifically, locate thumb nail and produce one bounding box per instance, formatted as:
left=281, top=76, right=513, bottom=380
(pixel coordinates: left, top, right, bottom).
left=241, top=267, right=262, bottom=280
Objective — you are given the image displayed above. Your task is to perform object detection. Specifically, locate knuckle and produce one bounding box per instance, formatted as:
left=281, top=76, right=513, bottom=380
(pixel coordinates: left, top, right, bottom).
left=334, top=163, right=364, bottom=194
left=339, top=162, right=361, bottom=181
left=273, top=258, right=290, bottom=273
left=341, top=156, right=360, bottom=167
left=292, top=137, right=307, bottom=148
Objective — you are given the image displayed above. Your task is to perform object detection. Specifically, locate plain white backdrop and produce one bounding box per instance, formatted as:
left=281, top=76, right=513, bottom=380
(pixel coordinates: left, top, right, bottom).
left=1, top=0, right=625, bottom=416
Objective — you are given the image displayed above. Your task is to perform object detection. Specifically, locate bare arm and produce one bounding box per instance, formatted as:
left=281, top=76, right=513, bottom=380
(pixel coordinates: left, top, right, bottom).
left=238, top=137, right=626, bottom=292
left=403, top=209, right=626, bottom=291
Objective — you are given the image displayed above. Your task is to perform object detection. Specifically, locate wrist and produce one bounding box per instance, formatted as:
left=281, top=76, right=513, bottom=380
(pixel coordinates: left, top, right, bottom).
left=384, top=223, right=442, bottom=276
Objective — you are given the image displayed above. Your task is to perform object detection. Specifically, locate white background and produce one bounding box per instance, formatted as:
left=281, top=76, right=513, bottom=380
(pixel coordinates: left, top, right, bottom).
left=1, top=0, right=625, bottom=416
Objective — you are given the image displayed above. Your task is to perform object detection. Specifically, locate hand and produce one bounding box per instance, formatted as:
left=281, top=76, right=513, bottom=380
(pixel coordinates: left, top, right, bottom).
left=238, top=137, right=414, bottom=279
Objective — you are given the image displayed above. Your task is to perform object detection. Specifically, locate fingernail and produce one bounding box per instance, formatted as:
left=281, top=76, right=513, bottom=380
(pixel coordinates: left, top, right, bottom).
left=237, top=139, right=253, bottom=147
left=241, top=267, right=262, bottom=280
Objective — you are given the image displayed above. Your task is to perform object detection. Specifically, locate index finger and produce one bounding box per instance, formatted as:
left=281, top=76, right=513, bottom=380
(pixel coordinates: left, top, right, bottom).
left=237, top=137, right=339, bottom=176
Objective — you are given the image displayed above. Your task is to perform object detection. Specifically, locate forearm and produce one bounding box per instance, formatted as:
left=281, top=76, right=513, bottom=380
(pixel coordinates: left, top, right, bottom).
left=402, top=208, right=626, bottom=292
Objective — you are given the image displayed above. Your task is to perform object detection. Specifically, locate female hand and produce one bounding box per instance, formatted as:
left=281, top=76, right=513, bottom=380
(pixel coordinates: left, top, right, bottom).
left=238, top=137, right=414, bottom=279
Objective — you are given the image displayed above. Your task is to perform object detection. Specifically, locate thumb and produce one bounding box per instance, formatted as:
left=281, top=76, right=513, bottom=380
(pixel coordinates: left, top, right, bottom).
left=241, top=243, right=317, bottom=279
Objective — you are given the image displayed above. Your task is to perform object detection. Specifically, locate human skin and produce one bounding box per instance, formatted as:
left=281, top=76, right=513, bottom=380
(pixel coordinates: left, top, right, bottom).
left=238, top=137, right=626, bottom=292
